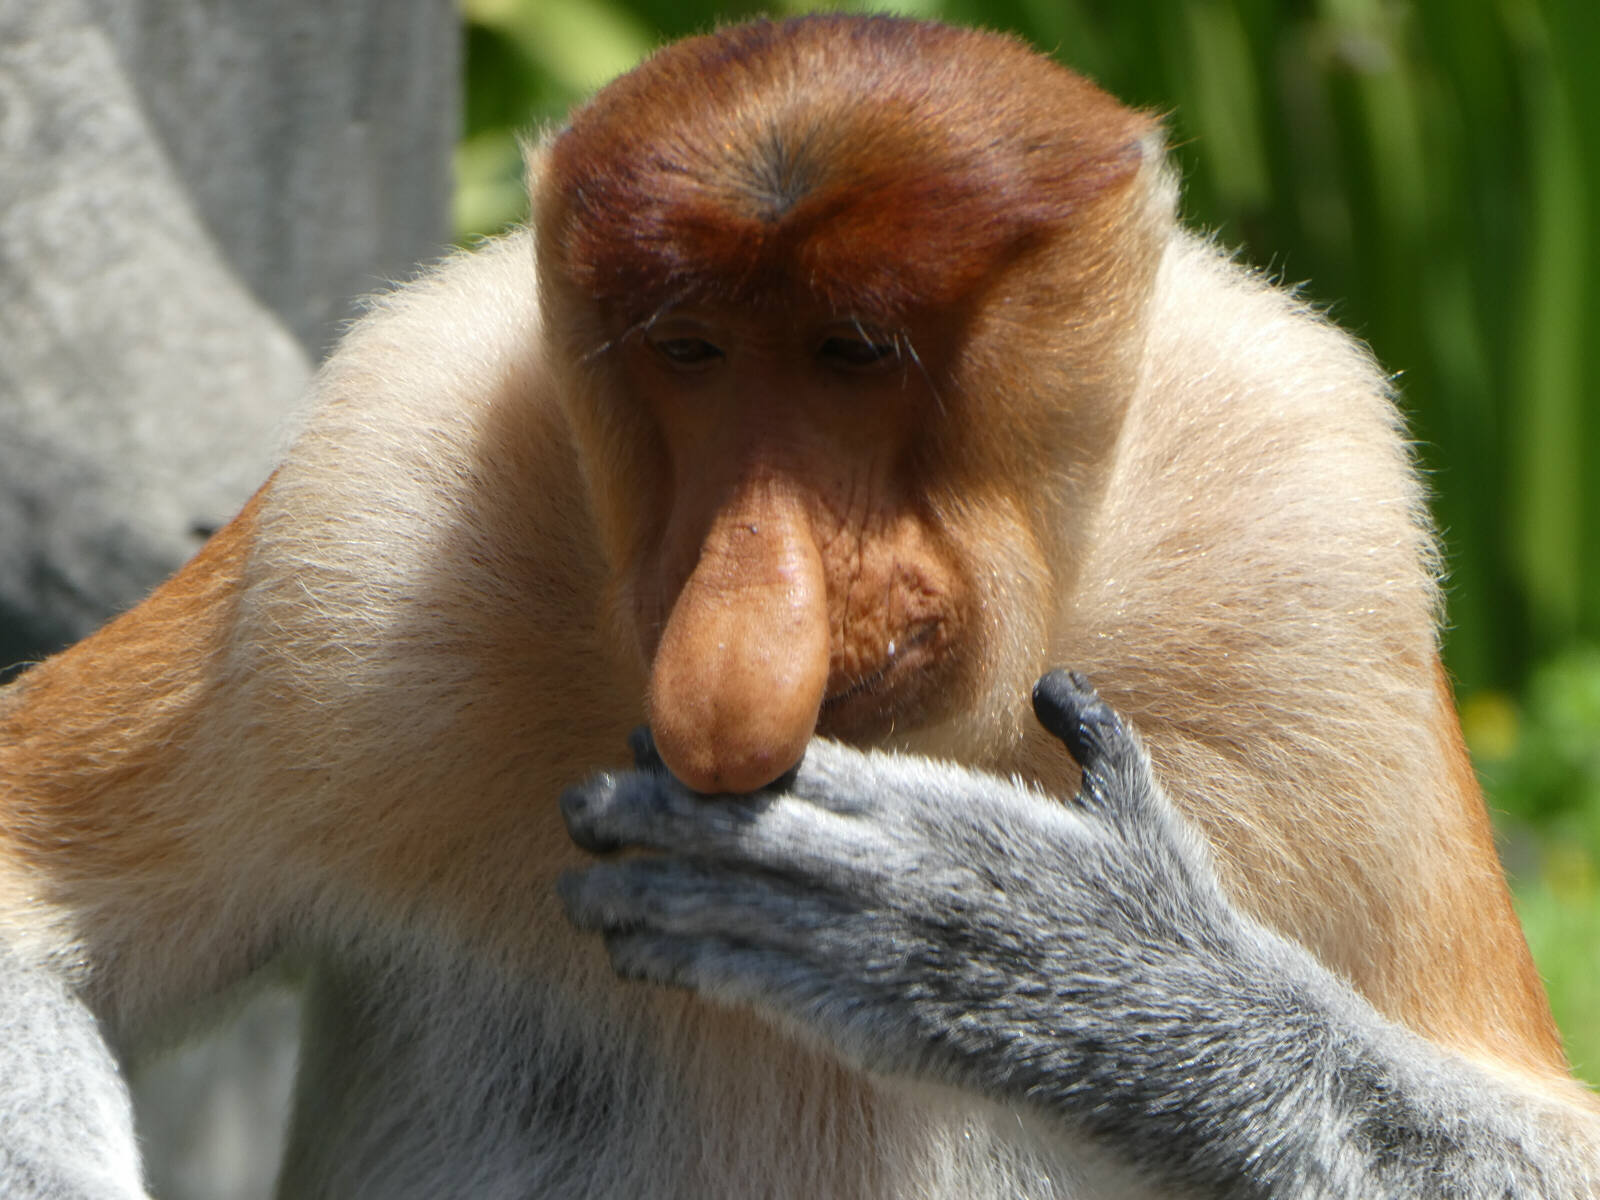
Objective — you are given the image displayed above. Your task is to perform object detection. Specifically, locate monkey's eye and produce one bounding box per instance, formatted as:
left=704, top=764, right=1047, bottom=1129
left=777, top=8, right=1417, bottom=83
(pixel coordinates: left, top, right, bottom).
left=818, top=333, right=899, bottom=371
left=650, top=336, right=724, bottom=369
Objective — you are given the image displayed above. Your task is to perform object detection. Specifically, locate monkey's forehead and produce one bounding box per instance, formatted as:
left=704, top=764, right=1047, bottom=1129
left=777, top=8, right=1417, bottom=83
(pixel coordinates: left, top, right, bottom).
left=537, top=14, right=1159, bottom=324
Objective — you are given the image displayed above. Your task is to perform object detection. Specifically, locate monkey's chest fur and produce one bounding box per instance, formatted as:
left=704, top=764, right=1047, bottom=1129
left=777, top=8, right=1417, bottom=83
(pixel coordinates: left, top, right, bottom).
left=275, top=940, right=1164, bottom=1200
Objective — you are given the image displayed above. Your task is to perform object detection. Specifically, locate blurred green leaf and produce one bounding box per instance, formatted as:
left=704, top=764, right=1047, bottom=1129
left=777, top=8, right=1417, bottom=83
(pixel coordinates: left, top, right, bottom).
left=466, top=0, right=653, bottom=99
left=1516, top=875, right=1600, bottom=1080
left=1474, top=647, right=1600, bottom=845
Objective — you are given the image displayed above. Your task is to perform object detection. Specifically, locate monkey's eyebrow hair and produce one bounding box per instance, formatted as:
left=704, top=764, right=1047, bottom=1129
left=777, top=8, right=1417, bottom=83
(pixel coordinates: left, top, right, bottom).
left=899, top=333, right=943, bottom=413
left=580, top=298, right=690, bottom=363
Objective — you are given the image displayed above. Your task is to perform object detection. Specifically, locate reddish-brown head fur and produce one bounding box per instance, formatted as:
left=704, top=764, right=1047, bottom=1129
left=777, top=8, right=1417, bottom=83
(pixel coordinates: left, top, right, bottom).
left=542, top=15, right=1153, bottom=327
left=534, top=15, right=1168, bottom=792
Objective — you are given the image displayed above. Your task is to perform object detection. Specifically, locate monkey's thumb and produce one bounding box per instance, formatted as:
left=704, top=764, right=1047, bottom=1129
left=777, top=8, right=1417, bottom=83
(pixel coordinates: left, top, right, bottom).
left=647, top=497, right=830, bottom=794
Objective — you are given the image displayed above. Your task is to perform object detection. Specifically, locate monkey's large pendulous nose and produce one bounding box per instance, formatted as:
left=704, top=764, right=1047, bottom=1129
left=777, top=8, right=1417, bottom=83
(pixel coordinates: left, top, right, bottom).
left=646, top=490, right=830, bottom=794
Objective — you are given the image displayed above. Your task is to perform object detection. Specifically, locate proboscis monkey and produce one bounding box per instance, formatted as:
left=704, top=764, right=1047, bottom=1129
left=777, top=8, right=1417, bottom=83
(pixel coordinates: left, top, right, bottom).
left=2, top=14, right=1597, bottom=1199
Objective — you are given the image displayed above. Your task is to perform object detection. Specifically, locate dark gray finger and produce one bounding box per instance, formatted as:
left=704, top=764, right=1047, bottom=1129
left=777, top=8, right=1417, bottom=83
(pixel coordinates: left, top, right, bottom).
left=559, top=859, right=866, bottom=954
left=1031, top=669, right=1128, bottom=772
left=602, top=931, right=800, bottom=1003
left=601, top=930, right=863, bottom=1027
left=1030, top=669, right=1173, bottom=832
left=560, top=769, right=762, bottom=855
left=561, top=768, right=891, bottom=881
left=599, top=933, right=901, bottom=1079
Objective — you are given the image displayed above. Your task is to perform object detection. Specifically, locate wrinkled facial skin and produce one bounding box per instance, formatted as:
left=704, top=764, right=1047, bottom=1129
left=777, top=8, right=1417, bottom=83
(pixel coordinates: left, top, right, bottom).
left=620, top=304, right=976, bottom=795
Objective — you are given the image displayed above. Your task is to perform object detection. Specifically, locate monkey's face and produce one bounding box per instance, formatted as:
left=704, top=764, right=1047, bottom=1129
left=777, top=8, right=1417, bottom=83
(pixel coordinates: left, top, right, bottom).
left=533, top=15, right=1168, bottom=792
left=612, top=301, right=981, bottom=794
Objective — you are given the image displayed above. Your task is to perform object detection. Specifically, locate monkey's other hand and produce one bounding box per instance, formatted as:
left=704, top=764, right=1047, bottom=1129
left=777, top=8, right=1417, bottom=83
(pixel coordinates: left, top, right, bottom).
left=557, top=674, right=1260, bottom=1106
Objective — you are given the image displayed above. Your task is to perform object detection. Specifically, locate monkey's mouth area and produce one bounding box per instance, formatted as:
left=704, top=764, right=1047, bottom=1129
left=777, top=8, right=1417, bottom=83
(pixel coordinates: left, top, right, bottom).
left=819, top=621, right=945, bottom=736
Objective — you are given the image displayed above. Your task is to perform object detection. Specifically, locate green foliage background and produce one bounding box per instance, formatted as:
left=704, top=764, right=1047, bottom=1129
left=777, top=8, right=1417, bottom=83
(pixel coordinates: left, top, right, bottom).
left=460, top=0, right=1600, bottom=1078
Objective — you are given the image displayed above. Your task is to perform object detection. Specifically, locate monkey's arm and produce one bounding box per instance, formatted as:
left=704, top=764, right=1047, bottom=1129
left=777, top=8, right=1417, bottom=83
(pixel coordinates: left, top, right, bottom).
left=561, top=673, right=1600, bottom=1198
left=0, top=945, right=147, bottom=1199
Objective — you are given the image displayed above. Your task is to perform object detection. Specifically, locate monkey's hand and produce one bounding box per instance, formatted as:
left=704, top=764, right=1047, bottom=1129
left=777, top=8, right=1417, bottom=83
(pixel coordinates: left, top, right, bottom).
left=560, top=672, right=1600, bottom=1197
left=560, top=673, right=1243, bottom=1094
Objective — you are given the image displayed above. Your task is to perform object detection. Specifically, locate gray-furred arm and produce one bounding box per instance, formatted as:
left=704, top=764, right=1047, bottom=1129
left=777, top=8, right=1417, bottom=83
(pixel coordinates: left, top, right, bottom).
left=0, top=944, right=147, bottom=1199
left=560, top=672, right=1600, bottom=1198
